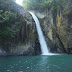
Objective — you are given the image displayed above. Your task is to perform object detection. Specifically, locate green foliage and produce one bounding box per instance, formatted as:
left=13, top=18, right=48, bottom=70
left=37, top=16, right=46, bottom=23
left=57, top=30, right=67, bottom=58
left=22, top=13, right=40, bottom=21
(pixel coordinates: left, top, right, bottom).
left=66, top=11, right=70, bottom=15
left=40, top=0, right=53, bottom=7
left=50, top=0, right=68, bottom=12
left=0, top=0, right=27, bottom=43
left=71, top=25, right=72, bottom=28
left=0, top=10, right=19, bottom=43
left=22, top=0, right=67, bottom=11
left=22, top=0, right=53, bottom=9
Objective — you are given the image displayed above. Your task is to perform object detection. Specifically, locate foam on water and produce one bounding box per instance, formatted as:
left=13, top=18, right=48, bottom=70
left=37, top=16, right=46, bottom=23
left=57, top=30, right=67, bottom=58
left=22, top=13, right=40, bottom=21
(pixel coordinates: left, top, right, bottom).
left=41, top=53, right=59, bottom=55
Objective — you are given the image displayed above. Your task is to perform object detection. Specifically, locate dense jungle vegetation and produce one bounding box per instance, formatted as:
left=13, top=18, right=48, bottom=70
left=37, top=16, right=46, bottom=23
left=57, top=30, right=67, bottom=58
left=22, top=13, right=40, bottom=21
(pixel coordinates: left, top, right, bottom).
left=22, top=0, right=68, bottom=11
left=0, top=0, right=25, bottom=43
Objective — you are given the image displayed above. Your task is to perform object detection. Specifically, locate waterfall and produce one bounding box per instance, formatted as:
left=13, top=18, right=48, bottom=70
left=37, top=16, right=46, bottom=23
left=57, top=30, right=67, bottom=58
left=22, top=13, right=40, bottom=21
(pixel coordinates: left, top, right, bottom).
left=29, top=12, right=50, bottom=55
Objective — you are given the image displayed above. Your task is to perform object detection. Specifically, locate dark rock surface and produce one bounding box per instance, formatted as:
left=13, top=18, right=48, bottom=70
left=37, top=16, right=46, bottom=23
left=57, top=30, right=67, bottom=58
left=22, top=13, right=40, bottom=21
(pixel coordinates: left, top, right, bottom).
left=0, top=0, right=41, bottom=56
left=32, top=0, right=72, bottom=53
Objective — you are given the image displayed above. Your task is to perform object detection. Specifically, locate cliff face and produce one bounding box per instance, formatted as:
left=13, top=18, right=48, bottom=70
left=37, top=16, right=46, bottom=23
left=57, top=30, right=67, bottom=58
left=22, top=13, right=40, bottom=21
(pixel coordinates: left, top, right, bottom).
left=52, top=0, right=72, bottom=53
left=34, top=0, right=72, bottom=53
left=0, top=0, right=41, bottom=56
left=1, top=0, right=72, bottom=55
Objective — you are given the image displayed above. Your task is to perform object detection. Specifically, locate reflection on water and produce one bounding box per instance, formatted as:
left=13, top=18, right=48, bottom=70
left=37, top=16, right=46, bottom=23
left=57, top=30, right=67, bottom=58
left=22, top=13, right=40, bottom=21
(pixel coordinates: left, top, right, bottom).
left=33, top=56, right=48, bottom=72
left=0, top=55, right=72, bottom=72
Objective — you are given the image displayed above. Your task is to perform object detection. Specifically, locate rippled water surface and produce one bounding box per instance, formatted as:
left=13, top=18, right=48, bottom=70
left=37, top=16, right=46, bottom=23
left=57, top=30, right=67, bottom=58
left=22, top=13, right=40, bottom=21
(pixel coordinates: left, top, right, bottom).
left=0, top=54, right=72, bottom=72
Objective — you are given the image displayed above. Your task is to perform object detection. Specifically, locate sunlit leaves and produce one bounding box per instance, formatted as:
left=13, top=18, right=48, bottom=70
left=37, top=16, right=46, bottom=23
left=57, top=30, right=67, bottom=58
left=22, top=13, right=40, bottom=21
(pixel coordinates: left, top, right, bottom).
left=22, top=0, right=53, bottom=9
left=22, top=0, right=67, bottom=10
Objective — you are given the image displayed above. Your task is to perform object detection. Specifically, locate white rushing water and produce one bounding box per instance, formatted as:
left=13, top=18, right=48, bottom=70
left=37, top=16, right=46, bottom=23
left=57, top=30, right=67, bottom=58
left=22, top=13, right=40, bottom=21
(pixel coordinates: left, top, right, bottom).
left=29, top=12, right=50, bottom=55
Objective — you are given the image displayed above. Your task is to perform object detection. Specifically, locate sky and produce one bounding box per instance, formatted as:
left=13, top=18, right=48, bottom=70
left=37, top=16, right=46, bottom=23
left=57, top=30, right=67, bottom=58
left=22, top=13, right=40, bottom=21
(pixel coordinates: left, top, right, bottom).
left=16, top=0, right=23, bottom=5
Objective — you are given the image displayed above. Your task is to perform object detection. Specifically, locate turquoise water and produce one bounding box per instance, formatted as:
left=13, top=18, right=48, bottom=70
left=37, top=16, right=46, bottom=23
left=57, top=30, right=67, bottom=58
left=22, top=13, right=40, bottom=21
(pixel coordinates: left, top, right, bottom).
left=0, top=54, right=72, bottom=72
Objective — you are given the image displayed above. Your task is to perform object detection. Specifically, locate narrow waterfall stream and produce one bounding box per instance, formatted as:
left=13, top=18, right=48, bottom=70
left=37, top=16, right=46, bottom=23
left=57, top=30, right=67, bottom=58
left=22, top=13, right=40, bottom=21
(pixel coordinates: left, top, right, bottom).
left=29, top=12, right=49, bottom=55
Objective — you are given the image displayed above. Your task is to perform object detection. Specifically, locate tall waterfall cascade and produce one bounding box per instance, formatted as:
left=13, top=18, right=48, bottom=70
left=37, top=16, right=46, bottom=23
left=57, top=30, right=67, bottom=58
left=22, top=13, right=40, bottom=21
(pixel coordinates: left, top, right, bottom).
left=29, top=12, right=50, bottom=55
